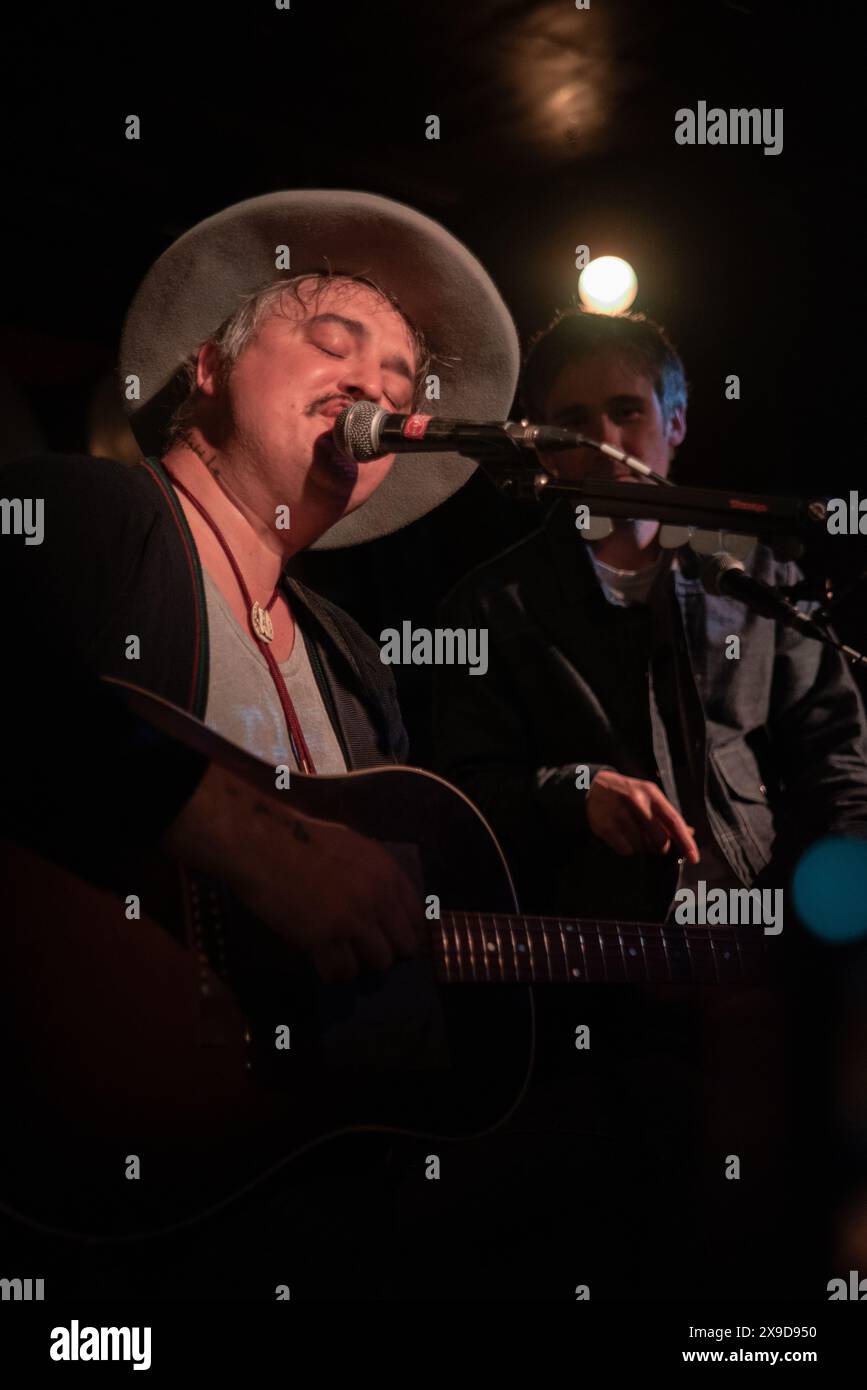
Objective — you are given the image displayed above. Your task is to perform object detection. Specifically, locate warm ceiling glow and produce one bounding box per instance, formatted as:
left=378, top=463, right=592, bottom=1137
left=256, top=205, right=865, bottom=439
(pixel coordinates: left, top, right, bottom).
left=578, top=256, right=638, bottom=314
left=502, top=4, right=614, bottom=159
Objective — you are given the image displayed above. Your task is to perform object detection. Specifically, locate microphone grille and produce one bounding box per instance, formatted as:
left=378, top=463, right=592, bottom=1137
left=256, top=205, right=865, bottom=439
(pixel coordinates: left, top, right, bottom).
left=333, top=401, right=384, bottom=463
left=700, top=550, right=745, bottom=596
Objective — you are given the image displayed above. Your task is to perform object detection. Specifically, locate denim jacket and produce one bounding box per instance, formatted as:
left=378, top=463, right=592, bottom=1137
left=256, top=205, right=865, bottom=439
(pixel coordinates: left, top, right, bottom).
left=433, top=500, right=867, bottom=919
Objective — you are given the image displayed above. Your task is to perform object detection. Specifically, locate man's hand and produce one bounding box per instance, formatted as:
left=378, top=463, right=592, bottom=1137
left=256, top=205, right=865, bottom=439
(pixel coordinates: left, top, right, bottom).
left=239, top=813, right=424, bottom=984
left=162, top=764, right=423, bottom=983
left=586, top=770, right=700, bottom=864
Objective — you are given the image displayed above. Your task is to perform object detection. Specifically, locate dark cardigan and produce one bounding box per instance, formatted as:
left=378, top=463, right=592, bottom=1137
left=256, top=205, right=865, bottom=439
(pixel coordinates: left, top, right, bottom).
left=0, top=452, right=408, bottom=889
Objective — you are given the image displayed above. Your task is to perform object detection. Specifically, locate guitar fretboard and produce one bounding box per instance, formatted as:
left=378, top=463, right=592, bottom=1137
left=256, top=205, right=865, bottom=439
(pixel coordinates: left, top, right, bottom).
left=431, top=912, right=765, bottom=985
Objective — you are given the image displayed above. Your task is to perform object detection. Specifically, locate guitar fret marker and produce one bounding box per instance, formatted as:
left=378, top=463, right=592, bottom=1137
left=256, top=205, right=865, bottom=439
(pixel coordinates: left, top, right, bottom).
left=435, top=912, right=764, bottom=986
left=506, top=916, right=519, bottom=981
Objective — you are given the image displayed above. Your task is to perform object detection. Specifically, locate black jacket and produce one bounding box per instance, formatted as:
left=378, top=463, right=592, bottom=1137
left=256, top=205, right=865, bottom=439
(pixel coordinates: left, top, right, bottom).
left=0, top=453, right=408, bottom=889
left=433, top=499, right=867, bottom=919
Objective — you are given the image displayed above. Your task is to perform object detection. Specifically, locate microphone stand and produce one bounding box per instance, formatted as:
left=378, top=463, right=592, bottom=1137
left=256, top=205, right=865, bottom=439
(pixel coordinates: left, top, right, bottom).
left=477, top=453, right=827, bottom=545
left=472, top=443, right=867, bottom=669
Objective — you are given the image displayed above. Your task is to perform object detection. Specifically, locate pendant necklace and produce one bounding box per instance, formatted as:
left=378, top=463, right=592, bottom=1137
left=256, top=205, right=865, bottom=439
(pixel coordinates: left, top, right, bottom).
left=250, top=594, right=278, bottom=644
left=165, top=468, right=318, bottom=774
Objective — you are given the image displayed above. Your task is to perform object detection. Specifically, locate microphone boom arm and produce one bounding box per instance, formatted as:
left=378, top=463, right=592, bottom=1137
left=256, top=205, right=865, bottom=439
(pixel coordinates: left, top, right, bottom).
left=477, top=460, right=828, bottom=544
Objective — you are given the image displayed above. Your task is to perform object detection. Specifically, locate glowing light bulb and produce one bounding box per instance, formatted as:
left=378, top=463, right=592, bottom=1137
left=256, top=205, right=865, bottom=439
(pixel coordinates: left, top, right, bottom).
left=578, top=256, right=638, bottom=314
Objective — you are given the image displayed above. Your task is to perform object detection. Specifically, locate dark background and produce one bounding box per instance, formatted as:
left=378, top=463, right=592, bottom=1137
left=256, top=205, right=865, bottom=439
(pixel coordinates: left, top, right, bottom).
left=2, top=0, right=861, bottom=760
left=2, top=0, right=866, bottom=1305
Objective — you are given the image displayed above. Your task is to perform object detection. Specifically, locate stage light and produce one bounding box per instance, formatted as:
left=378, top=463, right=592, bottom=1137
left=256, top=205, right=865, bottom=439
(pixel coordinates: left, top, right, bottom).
left=578, top=256, right=638, bottom=314
left=792, top=836, right=867, bottom=942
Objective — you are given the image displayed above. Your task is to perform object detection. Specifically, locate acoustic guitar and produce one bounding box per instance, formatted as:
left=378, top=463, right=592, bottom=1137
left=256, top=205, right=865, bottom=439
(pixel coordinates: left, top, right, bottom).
left=0, top=680, right=768, bottom=1241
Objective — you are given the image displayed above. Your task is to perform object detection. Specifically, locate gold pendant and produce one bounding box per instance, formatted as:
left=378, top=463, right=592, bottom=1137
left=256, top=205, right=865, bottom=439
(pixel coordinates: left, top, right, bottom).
left=251, top=601, right=274, bottom=643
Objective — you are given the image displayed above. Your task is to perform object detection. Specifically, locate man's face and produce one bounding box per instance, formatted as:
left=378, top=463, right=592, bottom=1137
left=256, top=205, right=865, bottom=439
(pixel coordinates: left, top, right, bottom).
left=538, top=347, right=685, bottom=482
left=196, top=279, right=418, bottom=539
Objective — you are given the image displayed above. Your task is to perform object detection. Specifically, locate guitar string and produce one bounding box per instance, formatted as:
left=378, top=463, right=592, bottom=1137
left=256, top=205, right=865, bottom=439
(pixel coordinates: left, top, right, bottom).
left=435, top=910, right=762, bottom=984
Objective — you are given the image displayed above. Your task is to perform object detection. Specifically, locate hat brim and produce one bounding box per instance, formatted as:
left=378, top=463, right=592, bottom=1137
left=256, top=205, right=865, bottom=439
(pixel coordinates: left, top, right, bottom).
left=119, top=190, right=519, bottom=549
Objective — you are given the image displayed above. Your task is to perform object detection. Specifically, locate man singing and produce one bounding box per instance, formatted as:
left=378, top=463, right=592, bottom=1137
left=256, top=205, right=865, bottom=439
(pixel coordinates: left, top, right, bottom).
left=0, top=188, right=519, bottom=984
left=0, top=188, right=521, bottom=1300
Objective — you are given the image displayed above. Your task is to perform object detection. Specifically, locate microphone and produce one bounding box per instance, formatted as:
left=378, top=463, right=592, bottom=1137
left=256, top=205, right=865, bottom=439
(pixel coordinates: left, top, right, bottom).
left=332, top=400, right=660, bottom=479
left=333, top=400, right=578, bottom=462
left=699, top=552, right=829, bottom=640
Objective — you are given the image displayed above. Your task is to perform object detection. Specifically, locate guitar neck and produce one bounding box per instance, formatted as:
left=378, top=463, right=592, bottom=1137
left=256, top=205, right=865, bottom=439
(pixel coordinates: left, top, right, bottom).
left=432, top=912, right=765, bottom=985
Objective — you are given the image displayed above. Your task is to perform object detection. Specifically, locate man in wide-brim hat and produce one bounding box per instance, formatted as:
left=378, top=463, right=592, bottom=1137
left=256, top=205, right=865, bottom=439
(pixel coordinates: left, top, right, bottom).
left=0, top=189, right=519, bottom=988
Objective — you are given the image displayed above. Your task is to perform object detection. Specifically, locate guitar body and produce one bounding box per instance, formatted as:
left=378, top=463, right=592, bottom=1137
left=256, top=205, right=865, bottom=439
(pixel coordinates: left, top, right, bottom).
left=0, top=684, right=534, bottom=1239
left=0, top=681, right=772, bottom=1242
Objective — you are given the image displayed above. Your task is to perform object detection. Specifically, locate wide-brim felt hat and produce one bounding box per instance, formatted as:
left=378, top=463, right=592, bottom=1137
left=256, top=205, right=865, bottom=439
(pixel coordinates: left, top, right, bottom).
left=119, top=189, right=520, bottom=549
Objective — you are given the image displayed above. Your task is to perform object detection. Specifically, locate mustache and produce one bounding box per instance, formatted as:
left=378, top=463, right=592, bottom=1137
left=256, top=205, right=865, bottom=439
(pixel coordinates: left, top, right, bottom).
left=305, top=393, right=352, bottom=417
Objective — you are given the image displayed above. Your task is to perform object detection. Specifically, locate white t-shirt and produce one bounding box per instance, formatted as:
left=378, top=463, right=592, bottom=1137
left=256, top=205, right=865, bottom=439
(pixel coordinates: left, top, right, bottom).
left=202, top=569, right=348, bottom=772
left=589, top=549, right=664, bottom=606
